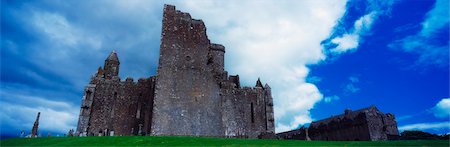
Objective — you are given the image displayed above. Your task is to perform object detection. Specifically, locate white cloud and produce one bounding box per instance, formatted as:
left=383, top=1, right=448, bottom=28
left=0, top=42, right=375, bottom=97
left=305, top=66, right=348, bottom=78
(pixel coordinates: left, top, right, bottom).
left=326, top=0, right=397, bottom=55
left=330, top=34, right=359, bottom=53
left=324, top=95, right=340, bottom=103
left=32, top=11, right=101, bottom=49
left=388, top=0, right=449, bottom=67
left=432, top=98, right=450, bottom=118
left=171, top=0, right=348, bottom=132
left=329, top=12, right=377, bottom=54
left=420, top=0, right=449, bottom=36
left=398, top=122, right=450, bottom=132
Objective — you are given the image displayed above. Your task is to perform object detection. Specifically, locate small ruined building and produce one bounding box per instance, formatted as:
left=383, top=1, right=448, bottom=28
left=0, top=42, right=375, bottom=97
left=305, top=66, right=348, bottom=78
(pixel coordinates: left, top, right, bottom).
left=76, top=5, right=275, bottom=138
left=277, top=106, right=399, bottom=141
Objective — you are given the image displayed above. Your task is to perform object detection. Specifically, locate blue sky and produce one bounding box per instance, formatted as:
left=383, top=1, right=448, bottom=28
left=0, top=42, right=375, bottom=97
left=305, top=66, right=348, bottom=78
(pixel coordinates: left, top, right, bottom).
left=1, top=0, right=449, bottom=138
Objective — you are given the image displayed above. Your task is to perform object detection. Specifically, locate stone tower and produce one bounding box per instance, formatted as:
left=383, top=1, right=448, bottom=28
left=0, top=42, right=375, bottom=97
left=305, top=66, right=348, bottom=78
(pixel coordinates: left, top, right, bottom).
left=151, top=5, right=225, bottom=136
left=103, top=50, right=120, bottom=79
left=30, top=112, right=40, bottom=138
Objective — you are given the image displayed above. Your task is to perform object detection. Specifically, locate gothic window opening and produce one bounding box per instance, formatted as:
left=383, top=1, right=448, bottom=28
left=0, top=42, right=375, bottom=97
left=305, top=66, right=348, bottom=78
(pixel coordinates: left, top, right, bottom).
left=85, top=90, right=92, bottom=100
left=251, top=103, right=254, bottom=123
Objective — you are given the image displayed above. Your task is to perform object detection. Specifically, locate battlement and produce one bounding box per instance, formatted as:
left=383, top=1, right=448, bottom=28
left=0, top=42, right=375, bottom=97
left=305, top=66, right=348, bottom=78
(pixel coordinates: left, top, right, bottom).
left=210, top=43, right=225, bottom=52
left=162, top=4, right=207, bottom=38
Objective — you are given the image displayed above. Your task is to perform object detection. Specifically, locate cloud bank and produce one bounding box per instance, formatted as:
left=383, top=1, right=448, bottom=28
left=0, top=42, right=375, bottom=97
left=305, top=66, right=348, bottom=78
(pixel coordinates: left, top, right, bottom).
left=0, top=89, right=78, bottom=135
left=399, top=122, right=450, bottom=133
left=389, top=0, right=449, bottom=67
left=171, top=0, right=348, bottom=132
left=1, top=0, right=165, bottom=135
left=322, top=0, right=396, bottom=55
left=432, top=98, right=450, bottom=119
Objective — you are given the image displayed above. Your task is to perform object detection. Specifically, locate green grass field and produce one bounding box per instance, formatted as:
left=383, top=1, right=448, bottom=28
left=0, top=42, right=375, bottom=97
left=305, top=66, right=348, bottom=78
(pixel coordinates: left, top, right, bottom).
left=1, top=136, right=449, bottom=146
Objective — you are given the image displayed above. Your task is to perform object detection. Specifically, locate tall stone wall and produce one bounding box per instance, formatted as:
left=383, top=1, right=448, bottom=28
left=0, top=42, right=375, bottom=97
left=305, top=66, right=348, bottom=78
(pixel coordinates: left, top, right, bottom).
left=75, top=84, right=95, bottom=135
left=151, top=5, right=224, bottom=136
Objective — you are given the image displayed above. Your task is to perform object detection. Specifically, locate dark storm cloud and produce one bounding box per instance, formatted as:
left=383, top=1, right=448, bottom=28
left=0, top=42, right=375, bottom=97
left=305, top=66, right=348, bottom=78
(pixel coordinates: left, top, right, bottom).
left=1, top=0, right=166, bottom=136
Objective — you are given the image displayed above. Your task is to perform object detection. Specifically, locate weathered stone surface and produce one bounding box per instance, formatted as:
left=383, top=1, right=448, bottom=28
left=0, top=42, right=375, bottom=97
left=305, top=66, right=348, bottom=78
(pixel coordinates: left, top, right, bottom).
left=277, top=106, right=399, bottom=141
left=75, top=50, right=156, bottom=136
left=151, top=4, right=223, bottom=136
left=276, top=126, right=310, bottom=140
left=75, top=4, right=275, bottom=138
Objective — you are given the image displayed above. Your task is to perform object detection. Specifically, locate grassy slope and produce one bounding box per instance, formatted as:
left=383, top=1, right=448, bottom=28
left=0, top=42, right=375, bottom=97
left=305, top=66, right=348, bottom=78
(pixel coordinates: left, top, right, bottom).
left=1, top=136, right=449, bottom=146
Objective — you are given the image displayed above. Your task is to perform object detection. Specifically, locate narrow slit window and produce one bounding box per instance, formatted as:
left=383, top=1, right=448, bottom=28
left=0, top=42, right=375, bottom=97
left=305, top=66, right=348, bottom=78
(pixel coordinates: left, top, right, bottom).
left=136, top=103, right=141, bottom=119
left=251, top=103, right=254, bottom=123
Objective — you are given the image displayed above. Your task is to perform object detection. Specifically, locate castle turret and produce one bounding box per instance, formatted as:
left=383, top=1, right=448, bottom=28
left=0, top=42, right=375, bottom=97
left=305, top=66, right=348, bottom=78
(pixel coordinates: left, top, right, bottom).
left=209, top=44, right=225, bottom=71
left=103, top=50, right=120, bottom=79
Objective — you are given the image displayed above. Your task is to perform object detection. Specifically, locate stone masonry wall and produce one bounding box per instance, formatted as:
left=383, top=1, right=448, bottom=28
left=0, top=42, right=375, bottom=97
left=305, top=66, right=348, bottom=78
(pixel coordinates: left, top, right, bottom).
left=86, top=76, right=155, bottom=136
left=151, top=5, right=224, bottom=136
left=220, top=79, right=275, bottom=138
left=309, top=112, right=371, bottom=141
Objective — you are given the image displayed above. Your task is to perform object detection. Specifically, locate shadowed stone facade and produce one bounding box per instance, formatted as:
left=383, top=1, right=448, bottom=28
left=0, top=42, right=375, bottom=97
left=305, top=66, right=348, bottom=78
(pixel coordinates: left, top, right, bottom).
left=277, top=106, right=399, bottom=141
left=76, top=4, right=275, bottom=138
left=276, top=126, right=310, bottom=140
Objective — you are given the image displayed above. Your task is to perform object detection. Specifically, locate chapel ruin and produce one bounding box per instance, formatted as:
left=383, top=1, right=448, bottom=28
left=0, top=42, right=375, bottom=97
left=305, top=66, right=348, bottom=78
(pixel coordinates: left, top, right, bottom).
left=277, top=106, right=400, bottom=141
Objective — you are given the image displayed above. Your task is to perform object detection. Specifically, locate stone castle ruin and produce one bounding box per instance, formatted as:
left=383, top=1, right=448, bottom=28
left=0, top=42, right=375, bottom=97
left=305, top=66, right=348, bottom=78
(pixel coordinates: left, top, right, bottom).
left=277, top=106, right=399, bottom=141
left=76, top=5, right=275, bottom=138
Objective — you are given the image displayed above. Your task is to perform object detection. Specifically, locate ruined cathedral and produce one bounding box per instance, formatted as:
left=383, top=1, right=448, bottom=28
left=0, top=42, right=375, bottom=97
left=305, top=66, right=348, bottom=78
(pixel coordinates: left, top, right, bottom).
left=76, top=5, right=275, bottom=138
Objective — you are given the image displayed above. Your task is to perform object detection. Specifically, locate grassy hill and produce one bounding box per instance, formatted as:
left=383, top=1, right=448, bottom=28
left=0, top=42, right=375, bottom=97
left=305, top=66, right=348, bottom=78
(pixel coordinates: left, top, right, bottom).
left=1, top=136, right=449, bottom=146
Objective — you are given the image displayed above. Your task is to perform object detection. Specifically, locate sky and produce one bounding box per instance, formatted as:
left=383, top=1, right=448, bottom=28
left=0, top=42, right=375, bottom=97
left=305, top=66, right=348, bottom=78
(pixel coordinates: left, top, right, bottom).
left=1, top=0, right=449, bottom=138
